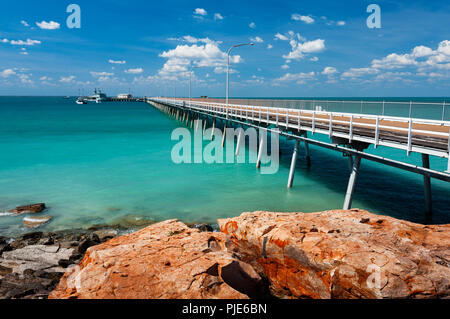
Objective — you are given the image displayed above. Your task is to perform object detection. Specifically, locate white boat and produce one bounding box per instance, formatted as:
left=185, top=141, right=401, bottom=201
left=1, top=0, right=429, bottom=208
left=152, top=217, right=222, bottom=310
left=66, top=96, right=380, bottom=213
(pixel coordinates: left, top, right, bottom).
left=76, top=98, right=87, bottom=104
left=84, top=88, right=108, bottom=103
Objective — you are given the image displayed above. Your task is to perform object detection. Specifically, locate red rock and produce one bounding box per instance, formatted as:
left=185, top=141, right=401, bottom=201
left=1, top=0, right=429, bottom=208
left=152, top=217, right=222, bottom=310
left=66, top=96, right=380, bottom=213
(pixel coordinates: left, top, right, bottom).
left=218, top=209, right=450, bottom=299
left=9, top=203, right=46, bottom=214
left=49, top=220, right=263, bottom=299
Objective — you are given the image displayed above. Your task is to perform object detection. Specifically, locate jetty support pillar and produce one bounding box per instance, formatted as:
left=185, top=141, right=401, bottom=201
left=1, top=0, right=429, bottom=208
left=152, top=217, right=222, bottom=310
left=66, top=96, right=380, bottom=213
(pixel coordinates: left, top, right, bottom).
left=343, top=154, right=362, bottom=210
left=422, top=154, right=432, bottom=219
left=287, top=140, right=300, bottom=188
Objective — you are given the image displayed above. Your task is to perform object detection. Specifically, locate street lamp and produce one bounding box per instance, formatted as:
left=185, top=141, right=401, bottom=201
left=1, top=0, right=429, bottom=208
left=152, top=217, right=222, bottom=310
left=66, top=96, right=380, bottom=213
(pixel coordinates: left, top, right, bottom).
left=226, top=42, right=254, bottom=118
left=189, top=66, right=201, bottom=108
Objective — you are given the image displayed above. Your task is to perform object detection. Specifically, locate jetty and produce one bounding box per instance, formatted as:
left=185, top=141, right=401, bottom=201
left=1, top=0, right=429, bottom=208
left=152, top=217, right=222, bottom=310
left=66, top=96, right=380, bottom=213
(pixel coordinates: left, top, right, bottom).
left=146, top=97, right=450, bottom=219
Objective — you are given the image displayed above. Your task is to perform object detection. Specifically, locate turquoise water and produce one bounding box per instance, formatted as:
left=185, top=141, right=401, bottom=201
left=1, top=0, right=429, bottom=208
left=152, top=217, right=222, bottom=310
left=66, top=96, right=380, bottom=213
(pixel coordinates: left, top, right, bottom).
left=0, top=97, right=449, bottom=237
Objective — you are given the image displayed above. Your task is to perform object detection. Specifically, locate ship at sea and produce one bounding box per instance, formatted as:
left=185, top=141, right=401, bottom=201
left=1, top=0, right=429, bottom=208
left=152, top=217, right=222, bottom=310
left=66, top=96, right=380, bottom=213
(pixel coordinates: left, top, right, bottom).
left=76, top=88, right=108, bottom=104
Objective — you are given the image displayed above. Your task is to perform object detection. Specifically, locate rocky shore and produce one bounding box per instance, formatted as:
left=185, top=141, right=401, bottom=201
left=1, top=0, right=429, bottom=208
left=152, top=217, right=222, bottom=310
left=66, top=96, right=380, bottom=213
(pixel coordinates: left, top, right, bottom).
left=2, top=209, right=449, bottom=299
left=0, top=227, right=119, bottom=299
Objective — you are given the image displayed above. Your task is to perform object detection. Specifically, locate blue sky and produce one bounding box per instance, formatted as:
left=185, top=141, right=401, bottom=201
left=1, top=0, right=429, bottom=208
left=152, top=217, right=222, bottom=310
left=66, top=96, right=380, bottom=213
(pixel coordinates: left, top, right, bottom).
left=0, top=0, right=449, bottom=97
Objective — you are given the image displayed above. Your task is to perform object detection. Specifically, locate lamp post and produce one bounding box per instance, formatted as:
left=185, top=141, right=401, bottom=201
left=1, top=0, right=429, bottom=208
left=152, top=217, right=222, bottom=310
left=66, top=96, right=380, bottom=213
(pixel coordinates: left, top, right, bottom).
left=226, top=42, right=254, bottom=119
left=189, top=66, right=201, bottom=108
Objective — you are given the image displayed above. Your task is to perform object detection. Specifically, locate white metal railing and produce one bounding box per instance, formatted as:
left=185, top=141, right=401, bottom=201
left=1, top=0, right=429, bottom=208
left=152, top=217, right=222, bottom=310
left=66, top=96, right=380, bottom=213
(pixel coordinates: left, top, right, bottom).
left=151, top=98, right=450, bottom=160
left=177, top=97, right=449, bottom=121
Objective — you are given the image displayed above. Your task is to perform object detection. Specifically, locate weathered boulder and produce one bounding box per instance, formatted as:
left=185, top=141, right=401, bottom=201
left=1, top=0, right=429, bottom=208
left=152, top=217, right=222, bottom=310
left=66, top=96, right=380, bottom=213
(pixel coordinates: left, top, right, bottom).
left=0, top=245, right=74, bottom=276
left=218, top=209, right=450, bottom=299
left=9, top=203, right=46, bottom=214
left=49, top=219, right=265, bottom=299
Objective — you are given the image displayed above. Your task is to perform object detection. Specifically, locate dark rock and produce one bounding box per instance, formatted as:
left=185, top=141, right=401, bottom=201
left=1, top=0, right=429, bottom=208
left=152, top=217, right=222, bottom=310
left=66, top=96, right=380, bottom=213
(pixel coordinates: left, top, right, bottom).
left=9, top=203, right=46, bottom=214
left=360, top=218, right=370, bottom=223
left=197, top=224, right=214, bottom=232
left=77, top=239, right=98, bottom=254
left=0, top=243, right=12, bottom=256
left=0, top=265, right=12, bottom=276
left=38, top=236, right=54, bottom=245
left=0, top=237, right=7, bottom=245
left=69, top=252, right=82, bottom=262
left=22, top=232, right=43, bottom=241
left=58, top=259, right=72, bottom=268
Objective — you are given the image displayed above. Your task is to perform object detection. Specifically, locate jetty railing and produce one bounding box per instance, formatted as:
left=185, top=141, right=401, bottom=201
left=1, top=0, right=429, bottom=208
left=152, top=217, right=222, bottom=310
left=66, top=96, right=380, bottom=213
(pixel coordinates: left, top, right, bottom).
left=178, top=98, right=449, bottom=122
left=156, top=98, right=450, bottom=159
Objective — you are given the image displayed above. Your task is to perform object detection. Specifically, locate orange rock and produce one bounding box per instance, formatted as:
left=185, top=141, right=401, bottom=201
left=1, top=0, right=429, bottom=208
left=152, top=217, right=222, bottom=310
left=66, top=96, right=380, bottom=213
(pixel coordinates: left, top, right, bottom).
left=218, top=209, right=450, bottom=299
left=49, top=219, right=263, bottom=299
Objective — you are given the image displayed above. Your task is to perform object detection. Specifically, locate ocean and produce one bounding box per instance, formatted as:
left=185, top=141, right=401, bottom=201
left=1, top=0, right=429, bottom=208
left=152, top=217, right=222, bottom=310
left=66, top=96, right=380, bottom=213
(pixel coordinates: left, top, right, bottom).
left=0, top=96, right=449, bottom=237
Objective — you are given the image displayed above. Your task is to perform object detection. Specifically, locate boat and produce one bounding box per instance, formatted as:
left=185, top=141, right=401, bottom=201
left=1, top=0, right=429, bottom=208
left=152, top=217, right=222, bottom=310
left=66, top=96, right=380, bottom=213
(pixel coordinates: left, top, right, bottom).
left=75, top=98, right=87, bottom=104
left=84, top=88, right=108, bottom=103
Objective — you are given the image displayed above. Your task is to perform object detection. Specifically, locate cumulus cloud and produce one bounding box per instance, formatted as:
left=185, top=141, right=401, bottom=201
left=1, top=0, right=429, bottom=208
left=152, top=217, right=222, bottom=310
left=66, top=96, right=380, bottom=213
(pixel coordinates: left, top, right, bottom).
left=291, top=14, right=315, bottom=24
left=274, top=71, right=315, bottom=84
left=157, top=39, right=241, bottom=81
left=337, top=21, right=346, bottom=26
left=274, top=33, right=288, bottom=41
left=250, top=36, right=263, bottom=43
left=249, top=22, right=256, bottom=29
left=168, top=35, right=219, bottom=45
left=9, top=39, right=41, bottom=46
left=322, top=67, right=338, bottom=75
left=342, top=40, right=450, bottom=81
left=1, top=69, right=16, bottom=78
left=59, top=75, right=76, bottom=83
left=36, top=21, right=60, bottom=30
left=282, top=38, right=325, bottom=60
left=310, top=56, right=319, bottom=62
left=267, top=44, right=273, bottom=49
left=108, top=59, right=126, bottom=64
left=21, top=20, right=29, bottom=27
left=125, top=68, right=143, bottom=74
left=214, top=13, right=223, bottom=20
left=90, top=71, right=114, bottom=77
left=194, top=8, right=207, bottom=16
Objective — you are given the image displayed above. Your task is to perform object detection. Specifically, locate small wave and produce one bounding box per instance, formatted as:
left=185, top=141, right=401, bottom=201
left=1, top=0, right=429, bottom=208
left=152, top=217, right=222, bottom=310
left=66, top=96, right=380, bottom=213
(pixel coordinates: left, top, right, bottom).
left=0, top=211, right=15, bottom=217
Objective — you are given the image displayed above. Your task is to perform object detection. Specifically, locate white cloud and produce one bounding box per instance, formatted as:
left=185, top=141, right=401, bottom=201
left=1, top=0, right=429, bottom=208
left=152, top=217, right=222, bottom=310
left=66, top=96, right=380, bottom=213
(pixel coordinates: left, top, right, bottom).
left=282, top=39, right=325, bottom=60
left=249, top=22, right=256, bottom=29
left=322, top=67, right=338, bottom=75
left=18, top=74, right=32, bottom=84
left=194, top=8, right=207, bottom=16
left=1, top=38, right=8, bottom=43
left=274, top=71, right=315, bottom=84
left=1, top=69, right=16, bottom=78
left=10, top=39, right=41, bottom=46
left=342, top=67, right=379, bottom=79
left=267, top=44, right=273, bottom=49
left=125, top=68, right=143, bottom=74
left=108, top=59, right=126, bottom=64
left=214, top=13, right=223, bottom=20
left=59, top=75, right=76, bottom=83
left=341, top=40, right=450, bottom=82
left=291, top=14, right=315, bottom=24
left=250, top=36, right=263, bottom=43
left=310, top=56, right=319, bottom=62
left=281, top=64, right=289, bottom=69
left=90, top=71, right=114, bottom=77
left=157, top=40, right=241, bottom=81
left=337, top=21, right=346, bottom=26
left=36, top=21, right=60, bottom=30
left=21, top=20, right=29, bottom=27
left=274, top=33, right=288, bottom=41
